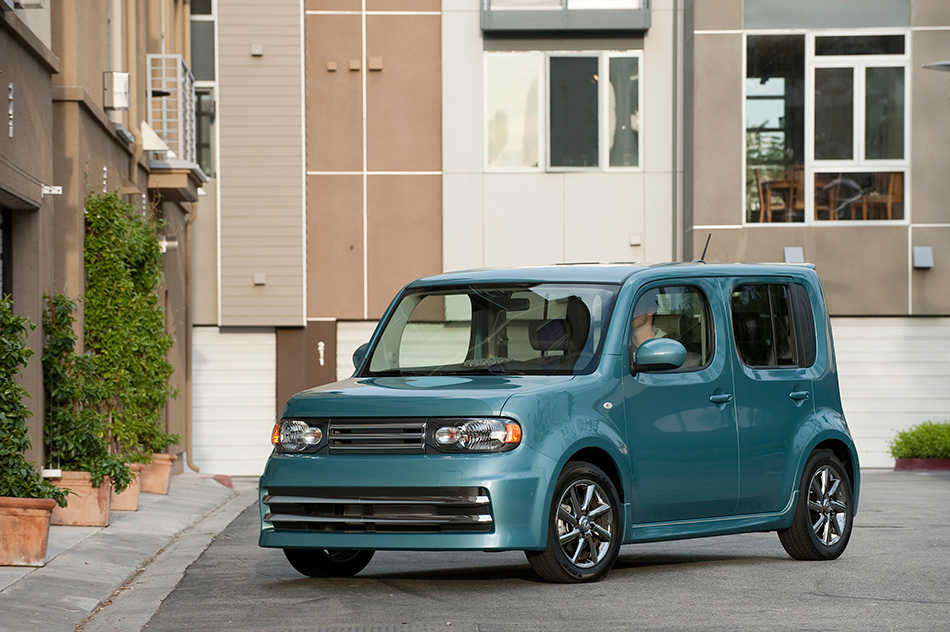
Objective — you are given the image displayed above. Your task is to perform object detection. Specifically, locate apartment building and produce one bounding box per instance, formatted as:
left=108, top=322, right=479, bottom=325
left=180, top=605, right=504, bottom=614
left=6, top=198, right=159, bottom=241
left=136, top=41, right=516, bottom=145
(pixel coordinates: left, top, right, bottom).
left=190, top=0, right=949, bottom=474
left=1, top=0, right=203, bottom=470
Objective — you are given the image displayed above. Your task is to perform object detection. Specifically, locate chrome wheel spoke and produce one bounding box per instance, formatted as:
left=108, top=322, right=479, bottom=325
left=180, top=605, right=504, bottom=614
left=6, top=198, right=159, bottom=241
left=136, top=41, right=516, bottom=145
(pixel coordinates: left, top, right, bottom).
left=558, top=506, right=579, bottom=528
left=584, top=533, right=599, bottom=563
left=808, top=500, right=824, bottom=513
left=592, top=523, right=611, bottom=540
left=559, top=528, right=581, bottom=545
left=581, top=484, right=595, bottom=513
left=570, top=534, right=587, bottom=564
left=588, top=503, right=611, bottom=520
left=830, top=499, right=848, bottom=513
left=826, top=477, right=840, bottom=499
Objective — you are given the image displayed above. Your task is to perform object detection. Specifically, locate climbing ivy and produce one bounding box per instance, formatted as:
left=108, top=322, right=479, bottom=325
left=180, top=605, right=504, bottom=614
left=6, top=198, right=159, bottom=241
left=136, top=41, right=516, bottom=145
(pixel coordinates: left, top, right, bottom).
left=43, top=294, right=132, bottom=492
left=83, top=192, right=179, bottom=464
left=0, top=296, right=67, bottom=506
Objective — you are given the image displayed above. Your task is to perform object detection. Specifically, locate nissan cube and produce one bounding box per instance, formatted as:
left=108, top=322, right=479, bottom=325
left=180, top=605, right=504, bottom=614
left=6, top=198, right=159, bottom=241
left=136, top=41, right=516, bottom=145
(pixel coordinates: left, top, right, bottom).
left=260, top=263, right=859, bottom=583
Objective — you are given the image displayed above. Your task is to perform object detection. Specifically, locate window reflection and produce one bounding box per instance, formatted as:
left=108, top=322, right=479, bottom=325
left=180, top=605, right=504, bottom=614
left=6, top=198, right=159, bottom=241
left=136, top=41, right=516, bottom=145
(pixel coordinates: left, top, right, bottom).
left=814, top=172, right=904, bottom=221
left=487, top=55, right=540, bottom=168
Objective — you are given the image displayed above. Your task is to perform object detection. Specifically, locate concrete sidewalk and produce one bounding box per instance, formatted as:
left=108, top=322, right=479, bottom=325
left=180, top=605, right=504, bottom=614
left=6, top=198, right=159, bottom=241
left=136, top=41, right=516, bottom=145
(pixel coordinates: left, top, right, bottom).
left=0, top=473, right=258, bottom=632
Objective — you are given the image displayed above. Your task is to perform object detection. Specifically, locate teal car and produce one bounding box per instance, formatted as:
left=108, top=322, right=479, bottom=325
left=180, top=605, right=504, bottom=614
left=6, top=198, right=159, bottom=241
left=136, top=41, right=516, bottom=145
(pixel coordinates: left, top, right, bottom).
left=259, top=263, right=859, bottom=583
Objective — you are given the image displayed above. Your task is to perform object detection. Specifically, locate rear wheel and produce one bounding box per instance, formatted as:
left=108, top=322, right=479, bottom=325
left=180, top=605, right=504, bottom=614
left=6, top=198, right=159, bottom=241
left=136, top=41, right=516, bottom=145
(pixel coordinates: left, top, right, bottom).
left=283, top=549, right=375, bottom=578
left=779, top=450, right=853, bottom=561
left=526, top=461, right=622, bottom=583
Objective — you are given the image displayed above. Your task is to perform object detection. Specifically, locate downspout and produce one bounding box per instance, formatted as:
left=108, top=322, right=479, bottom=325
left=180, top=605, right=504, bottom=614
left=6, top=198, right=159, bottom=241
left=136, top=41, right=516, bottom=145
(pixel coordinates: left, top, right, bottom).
left=185, top=202, right=199, bottom=472
left=671, top=0, right=680, bottom=261
left=126, top=0, right=142, bottom=189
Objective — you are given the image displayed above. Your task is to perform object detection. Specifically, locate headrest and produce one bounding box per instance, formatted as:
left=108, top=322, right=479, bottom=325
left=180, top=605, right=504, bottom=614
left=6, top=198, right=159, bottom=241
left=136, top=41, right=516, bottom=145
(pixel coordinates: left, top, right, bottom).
left=529, top=319, right=569, bottom=352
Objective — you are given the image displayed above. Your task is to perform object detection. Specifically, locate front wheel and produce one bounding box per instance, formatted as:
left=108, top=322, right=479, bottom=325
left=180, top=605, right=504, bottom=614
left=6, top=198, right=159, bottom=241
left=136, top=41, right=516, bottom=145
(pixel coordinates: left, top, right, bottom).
left=283, top=549, right=375, bottom=578
left=778, top=450, right=854, bottom=561
left=526, top=461, right=623, bottom=583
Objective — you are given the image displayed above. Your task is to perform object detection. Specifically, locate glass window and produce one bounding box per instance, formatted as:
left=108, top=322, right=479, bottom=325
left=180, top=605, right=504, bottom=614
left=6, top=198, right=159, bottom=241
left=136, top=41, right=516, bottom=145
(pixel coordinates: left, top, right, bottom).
left=865, top=66, right=904, bottom=161
left=631, top=286, right=712, bottom=370
left=486, top=51, right=641, bottom=171
left=745, top=35, right=805, bottom=223
left=731, top=284, right=796, bottom=368
left=815, top=35, right=904, bottom=56
left=790, top=284, right=816, bottom=368
left=366, top=284, right=619, bottom=376
left=814, top=67, right=854, bottom=161
left=195, top=88, right=214, bottom=177
left=814, top=171, right=903, bottom=220
left=487, top=55, right=540, bottom=168
left=190, top=20, right=215, bottom=81
left=609, top=56, right=639, bottom=167
left=191, top=0, right=213, bottom=15
left=550, top=56, right=599, bottom=168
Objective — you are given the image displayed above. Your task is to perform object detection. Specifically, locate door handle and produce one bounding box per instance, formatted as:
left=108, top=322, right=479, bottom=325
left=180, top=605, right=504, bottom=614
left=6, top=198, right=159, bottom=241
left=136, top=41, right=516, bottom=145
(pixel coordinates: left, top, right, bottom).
left=709, top=394, right=733, bottom=405
left=789, top=391, right=810, bottom=401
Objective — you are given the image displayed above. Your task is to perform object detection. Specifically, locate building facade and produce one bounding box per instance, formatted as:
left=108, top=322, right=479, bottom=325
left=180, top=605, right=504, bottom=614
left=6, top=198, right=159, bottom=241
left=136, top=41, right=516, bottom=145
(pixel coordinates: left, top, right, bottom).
left=2, top=0, right=203, bottom=471
left=189, top=0, right=949, bottom=474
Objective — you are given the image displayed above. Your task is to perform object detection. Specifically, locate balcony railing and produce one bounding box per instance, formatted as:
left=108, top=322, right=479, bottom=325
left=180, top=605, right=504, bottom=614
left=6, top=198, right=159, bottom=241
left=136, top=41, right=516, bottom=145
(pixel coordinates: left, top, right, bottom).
left=147, top=54, right=196, bottom=164
left=481, top=0, right=650, bottom=31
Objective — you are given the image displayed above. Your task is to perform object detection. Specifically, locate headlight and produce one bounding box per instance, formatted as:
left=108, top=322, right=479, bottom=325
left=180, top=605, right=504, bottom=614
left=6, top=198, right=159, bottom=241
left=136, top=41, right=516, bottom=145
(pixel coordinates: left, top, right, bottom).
left=432, top=418, right=521, bottom=453
left=272, top=419, right=323, bottom=453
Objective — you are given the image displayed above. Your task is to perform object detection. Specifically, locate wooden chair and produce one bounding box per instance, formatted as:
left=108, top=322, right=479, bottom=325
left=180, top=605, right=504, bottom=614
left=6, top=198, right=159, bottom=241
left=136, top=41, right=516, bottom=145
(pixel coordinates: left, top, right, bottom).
left=861, top=172, right=903, bottom=220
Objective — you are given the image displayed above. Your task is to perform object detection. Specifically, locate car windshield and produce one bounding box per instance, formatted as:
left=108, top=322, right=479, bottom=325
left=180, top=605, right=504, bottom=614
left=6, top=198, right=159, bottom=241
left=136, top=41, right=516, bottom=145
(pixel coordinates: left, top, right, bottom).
left=363, top=283, right=620, bottom=376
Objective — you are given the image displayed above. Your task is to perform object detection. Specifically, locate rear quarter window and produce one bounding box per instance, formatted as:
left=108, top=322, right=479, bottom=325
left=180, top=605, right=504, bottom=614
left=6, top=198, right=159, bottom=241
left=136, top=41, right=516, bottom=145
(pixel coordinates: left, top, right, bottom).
left=731, top=282, right=817, bottom=369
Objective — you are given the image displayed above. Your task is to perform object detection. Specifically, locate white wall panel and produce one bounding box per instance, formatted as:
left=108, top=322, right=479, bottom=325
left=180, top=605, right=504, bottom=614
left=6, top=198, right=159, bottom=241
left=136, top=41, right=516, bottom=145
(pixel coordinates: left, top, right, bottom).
left=832, top=317, right=950, bottom=468
left=191, top=327, right=276, bottom=476
left=336, top=321, right=380, bottom=381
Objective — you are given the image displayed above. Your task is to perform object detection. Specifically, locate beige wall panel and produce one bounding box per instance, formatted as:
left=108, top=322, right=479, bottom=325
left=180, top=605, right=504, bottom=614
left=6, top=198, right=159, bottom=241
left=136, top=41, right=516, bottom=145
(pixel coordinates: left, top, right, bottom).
left=306, top=14, right=363, bottom=173
left=308, top=175, right=365, bottom=319
left=368, top=0, right=441, bottom=11
left=911, top=31, right=950, bottom=225
left=366, top=175, right=442, bottom=317
left=483, top=174, right=565, bottom=268
left=912, top=227, right=950, bottom=315
left=442, top=174, right=485, bottom=273
left=562, top=173, right=646, bottom=264
left=913, top=0, right=950, bottom=26
left=691, top=0, right=741, bottom=31
left=690, top=33, right=743, bottom=227
left=218, top=0, right=305, bottom=327
left=699, top=226, right=909, bottom=316
left=307, top=0, right=361, bottom=11
left=441, top=5, right=484, bottom=175
left=190, top=187, right=219, bottom=325
left=365, top=15, right=442, bottom=172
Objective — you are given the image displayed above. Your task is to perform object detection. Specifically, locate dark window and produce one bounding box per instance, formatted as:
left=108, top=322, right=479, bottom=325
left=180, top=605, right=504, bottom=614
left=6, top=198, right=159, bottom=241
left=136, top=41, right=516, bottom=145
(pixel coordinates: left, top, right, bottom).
left=195, top=88, right=214, bottom=177
left=550, top=56, right=599, bottom=168
left=815, top=35, right=904, bottom=56
left=190, top=20, right=215, bottom=81
left=191, top=0, right=213, bottom=15
left=631, top=285, right=714, bottom=371
left=790, top=283, right=817, bottom=367
left=731, top=283, right=798, bottom=368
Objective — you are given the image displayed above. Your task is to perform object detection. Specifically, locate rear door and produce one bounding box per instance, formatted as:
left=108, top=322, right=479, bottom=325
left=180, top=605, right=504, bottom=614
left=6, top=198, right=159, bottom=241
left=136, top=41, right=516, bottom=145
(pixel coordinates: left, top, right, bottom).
left=728, top=279, right=818, bottom=514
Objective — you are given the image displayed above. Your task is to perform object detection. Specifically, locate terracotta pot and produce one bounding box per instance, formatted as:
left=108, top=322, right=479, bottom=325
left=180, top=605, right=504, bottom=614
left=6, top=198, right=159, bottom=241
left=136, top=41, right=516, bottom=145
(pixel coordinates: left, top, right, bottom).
left=50, top=471, right=111, bottom=527
left=139, top=453, right=177, bottom=495
left=0, top=497, right=57, bottom=566
left=111, top=462, right=146, bottom=511
left=894, top=458, right=950, bottom=471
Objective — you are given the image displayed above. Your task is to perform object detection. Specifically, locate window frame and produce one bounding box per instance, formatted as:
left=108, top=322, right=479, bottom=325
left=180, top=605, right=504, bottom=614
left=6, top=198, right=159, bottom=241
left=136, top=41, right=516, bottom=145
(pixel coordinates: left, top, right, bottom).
left=484, top=50, right=643, bottom=173
left=741, top=28, right=910, bottom=226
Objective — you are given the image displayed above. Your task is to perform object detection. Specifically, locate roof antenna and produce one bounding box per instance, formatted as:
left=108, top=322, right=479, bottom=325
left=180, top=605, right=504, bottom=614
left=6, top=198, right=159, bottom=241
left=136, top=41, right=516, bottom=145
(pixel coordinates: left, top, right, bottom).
left=692, top=233, right=711, bottom=264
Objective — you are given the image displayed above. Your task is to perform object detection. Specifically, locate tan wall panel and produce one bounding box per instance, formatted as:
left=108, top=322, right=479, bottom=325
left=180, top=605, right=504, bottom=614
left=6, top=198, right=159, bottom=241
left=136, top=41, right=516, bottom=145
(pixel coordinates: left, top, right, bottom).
left=308, top=175, right=365, bottom=319
left=699, top=226, right=909, bottom=316
left=911, top=31, right=950, bottom=225
left=690, top=33, right=744, bottom=226
left=307, top=0, right=361, bottom=11
left=913, top=0, right=950, bottom=26
left=306, top=14, right=363, bottom=172
left=366, top=175, right=441, bottom=317
left=218, top=0, right=305, bottom=327
left=276, top=320, right=338, bottom=417
left=365, top=14, right=441, bottom=172
left=367, top=0, right=441, bottom=11
left=912, top=227, right=950, bottom=315
left=691, top=0, right=741, bottom=30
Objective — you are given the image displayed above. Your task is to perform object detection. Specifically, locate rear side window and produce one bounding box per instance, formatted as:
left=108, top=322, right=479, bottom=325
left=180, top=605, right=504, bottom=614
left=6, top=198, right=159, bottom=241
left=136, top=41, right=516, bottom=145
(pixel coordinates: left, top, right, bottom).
left=731, top=283, right=816, bottom=369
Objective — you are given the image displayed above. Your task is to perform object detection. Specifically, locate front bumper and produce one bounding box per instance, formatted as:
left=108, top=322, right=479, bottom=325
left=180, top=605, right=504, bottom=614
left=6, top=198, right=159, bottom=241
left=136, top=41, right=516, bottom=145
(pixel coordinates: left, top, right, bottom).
left=258, top=447, right=554, bottom=551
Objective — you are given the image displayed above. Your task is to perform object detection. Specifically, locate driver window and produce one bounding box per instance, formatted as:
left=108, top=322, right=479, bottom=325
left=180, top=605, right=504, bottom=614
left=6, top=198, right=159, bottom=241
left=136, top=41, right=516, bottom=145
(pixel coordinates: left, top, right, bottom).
left=632, top=285, right=713, bottom=370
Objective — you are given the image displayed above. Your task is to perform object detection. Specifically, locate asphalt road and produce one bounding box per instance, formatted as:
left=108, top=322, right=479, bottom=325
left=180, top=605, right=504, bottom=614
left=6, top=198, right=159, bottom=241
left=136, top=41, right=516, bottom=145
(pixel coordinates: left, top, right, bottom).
left=142, top=470, right=950, bottom=632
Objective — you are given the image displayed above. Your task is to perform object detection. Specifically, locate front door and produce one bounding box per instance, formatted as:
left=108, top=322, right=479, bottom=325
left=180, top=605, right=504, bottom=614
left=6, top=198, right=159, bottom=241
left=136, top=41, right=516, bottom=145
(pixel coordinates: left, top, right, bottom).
left=622, top=280, right=739, bottom=524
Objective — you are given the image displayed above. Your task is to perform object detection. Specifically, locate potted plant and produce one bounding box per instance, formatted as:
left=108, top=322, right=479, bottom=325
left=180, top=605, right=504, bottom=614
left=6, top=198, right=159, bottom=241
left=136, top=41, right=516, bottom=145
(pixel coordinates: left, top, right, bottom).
left=43, top=294, right=132, bottom=526
left=83, top=192, right=179, bottom=497
left=0, top=296, right=68, bottom=566
left=890, top=421, right=950, bottom=471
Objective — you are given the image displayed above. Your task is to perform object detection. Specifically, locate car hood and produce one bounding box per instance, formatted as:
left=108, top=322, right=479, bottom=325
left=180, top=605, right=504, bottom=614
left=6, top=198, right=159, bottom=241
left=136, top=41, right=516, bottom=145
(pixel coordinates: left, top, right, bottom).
left=281, top=375, right=576, bottom=419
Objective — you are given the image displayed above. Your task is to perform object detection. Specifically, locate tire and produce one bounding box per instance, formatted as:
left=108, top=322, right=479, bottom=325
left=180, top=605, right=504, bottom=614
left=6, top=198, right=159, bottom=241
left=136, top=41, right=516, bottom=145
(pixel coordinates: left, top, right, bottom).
left=526, top=461, right=623, bottom=583
left=779, top=450, right=853, bottom=561
left=283, top=549, right=375, bottom=578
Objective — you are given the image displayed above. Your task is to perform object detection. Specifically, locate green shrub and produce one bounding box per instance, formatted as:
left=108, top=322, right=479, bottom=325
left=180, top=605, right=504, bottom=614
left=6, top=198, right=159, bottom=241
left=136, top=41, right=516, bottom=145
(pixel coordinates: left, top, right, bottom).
left=83, top=192, right=178, bottom=461
left=43, top=294, right=132, bottom=493
left=0, top=296, right=68, bottom=506
left=889, top=421, right=950, bottom=460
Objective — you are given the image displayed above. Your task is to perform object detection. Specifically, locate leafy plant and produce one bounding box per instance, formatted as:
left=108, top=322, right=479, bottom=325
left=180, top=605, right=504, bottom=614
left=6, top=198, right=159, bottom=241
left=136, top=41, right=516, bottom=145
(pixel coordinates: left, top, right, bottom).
left=43, top=294, right=132, bottom=493
left=889, top=421, right=950, bottom=460
left=0, top=296, right=67, bottom=507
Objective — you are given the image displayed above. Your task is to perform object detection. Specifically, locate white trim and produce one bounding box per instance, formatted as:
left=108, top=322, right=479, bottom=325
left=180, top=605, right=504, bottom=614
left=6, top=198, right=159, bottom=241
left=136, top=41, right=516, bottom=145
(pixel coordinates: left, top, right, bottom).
left=300, top=0, right=307, bottom=327
left=362, top=0, right=368, bottom=321
left=911, top=223, right=950, bottom=228
left=306, top=171, right=443, bottom=176
left=911, top=26, right=950, bottom=32
left=307, top=317, right=337, bottom=322
left=214, top=1, right=223, bottom=327
left=694, top=30, right=743, bottom=35
left=306, top=11, right=441, bottom=16
left=689, top=225, right=744, bottom=230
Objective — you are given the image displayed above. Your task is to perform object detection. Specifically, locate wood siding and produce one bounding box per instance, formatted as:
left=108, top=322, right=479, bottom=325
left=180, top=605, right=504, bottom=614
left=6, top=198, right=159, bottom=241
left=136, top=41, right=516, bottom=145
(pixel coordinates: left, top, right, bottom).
left=218, top=0, right=305, bottom=326
left=833, top=317, right=950, bottom=468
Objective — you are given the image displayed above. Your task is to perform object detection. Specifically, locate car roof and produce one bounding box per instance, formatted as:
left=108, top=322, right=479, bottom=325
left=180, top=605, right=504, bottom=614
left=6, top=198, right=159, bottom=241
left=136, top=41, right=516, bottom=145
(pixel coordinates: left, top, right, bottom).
left=406, top=262, right=817, bottom=288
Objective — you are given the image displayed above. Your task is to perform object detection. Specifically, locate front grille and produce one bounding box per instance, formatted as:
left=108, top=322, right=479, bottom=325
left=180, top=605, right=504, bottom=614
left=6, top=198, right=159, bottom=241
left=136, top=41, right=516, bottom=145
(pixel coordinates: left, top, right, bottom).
left=328, top=418, right=426, bottom=454
left=263, top=487, right=493, bottom=533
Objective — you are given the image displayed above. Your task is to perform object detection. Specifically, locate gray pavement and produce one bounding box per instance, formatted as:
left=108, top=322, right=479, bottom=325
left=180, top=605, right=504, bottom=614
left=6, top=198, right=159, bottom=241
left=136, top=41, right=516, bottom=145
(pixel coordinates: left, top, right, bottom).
left=0, top=473, right=258, bottom=632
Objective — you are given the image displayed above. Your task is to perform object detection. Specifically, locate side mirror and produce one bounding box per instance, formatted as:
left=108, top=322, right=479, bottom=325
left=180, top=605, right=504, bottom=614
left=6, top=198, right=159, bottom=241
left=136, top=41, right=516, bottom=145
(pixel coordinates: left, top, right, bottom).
left=631, top=338, right=687, bottom=373
left=352, top=342, right=370, bottom=370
